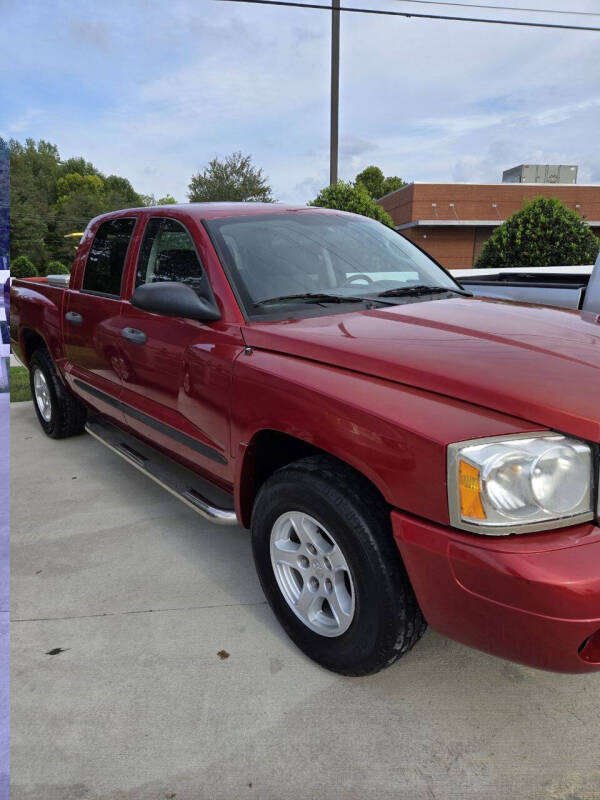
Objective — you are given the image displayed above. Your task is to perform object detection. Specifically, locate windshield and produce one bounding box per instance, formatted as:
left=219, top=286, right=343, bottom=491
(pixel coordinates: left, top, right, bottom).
left=205, top=211, right=462, bottom=317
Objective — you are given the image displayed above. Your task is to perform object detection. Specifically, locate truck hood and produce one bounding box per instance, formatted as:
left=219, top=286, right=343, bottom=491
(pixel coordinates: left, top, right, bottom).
left=243, top=297, right=600, bottom=442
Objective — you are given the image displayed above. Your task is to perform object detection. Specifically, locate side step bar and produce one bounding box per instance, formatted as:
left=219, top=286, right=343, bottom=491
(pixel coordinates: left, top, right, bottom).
left=85, top=418, right=238, bottom=526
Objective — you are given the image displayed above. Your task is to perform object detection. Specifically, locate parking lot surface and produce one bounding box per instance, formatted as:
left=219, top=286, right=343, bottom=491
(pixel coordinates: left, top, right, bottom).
left=11, top=401, right=600, bottom=800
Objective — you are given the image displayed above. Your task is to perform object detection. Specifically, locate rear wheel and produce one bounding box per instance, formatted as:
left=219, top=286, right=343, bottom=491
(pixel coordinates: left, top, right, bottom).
left=29, top=348, right=87, bottom=439
left=251, top=455, right=426, bottom=675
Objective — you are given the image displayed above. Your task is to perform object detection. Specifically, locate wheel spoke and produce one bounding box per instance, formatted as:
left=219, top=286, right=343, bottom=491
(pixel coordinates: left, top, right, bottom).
left=272, top=541, right=302, bottom=571
left=328, top=574, right=354, bottom=624
left=295, top=585, right=321, bottom=620
left=294, top=513, right=332, bottom=554
left=287, top=512, right=311, bottom=545
left=326, top=544, right=348, bottom=572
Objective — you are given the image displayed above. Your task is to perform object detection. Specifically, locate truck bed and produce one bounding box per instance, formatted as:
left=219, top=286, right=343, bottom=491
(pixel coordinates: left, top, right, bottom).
left=10, top=275, right=68, bottom=367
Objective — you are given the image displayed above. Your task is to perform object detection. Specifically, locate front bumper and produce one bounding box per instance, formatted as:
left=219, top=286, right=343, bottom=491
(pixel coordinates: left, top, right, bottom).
left=391, top=510, right=600, bottom=673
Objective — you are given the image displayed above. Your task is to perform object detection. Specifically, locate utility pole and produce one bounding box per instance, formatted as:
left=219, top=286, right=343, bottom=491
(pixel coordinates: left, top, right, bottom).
left=329, top=0, right=340, bottom=186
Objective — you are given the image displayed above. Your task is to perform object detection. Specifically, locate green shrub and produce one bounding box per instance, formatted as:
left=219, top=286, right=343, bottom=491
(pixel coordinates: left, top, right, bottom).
left=309, top=181, right=395, bottom=227
left=11, top=255, right=38, bottom=278
left=476, top=196, right=600, bottom=268
left=45, top=260, right=70, bottom=275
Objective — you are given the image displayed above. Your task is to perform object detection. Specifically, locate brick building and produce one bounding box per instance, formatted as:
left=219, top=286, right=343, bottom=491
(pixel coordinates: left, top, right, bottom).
left=377, top=182, right=600, bottom=270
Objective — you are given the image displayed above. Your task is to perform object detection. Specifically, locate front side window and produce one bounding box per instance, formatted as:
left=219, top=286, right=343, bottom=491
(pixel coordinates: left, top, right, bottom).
left=82, top=218, right=136, bottom=296
left=205, top=212, right=461, bottom=318
left=136, top=218, right=205, bottom=295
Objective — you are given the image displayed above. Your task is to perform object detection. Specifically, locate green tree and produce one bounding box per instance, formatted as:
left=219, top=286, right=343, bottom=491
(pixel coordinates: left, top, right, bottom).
left=103, top=175, right=145, bottom=208
left=381, top=175, right=405, bottom=196
left=309, top=180, right=395, bottom=227
left=58, top=156, right=102, bottom=179
left=10, top=201, right=48, bottom=266
left=9, top=138, right=61, bottom=268
left=10, top=139, right=60, bottom=213
left=355, top=166, right=385, bottom=199
left=187, top=152, right=273, bottom=203
left=11, top=255, right=38, bottom=278
left=476, top=196, right=600, bottom=268
left=355, top=165, right=405, bottom=199
left=56, top=172, right=104, bottom=199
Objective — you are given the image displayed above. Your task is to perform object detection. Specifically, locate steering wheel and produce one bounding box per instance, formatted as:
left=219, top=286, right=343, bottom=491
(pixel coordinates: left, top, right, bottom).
left=342, top=273, right=374, bottom=287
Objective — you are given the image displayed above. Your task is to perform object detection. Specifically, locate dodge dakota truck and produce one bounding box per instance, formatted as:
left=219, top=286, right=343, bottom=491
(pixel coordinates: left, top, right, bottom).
left=11, top=203, right=600, bottom=675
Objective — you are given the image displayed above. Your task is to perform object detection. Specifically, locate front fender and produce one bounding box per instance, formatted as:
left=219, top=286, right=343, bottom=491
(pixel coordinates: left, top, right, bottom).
left=231, top=349, right=544, bottom=527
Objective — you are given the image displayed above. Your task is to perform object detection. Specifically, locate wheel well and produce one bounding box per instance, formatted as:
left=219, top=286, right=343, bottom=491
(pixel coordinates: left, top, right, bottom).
left=21, top=329, right=47, bottom=366
left=238, top=429, right=387, bottom=528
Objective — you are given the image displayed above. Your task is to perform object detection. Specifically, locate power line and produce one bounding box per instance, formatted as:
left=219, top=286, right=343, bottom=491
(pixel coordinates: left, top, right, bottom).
left=392, top=0, right=600, bottom=18
left=217, top=0, right=600, bottom=31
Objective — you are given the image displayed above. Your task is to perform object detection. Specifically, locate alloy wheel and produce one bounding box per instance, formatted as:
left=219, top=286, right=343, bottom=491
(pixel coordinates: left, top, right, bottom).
left=270, top=511, right=355, bottom=637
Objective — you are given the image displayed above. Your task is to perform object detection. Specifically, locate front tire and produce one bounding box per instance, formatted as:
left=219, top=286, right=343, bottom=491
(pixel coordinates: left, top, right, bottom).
left=251, top=456, right=426, bottom=676
left=29, top=348, right=87, bottom=439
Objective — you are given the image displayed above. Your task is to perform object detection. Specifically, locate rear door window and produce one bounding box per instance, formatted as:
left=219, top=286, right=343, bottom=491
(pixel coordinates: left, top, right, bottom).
left=135, top=218, right=205, bottom=296
left=82, top=218, right=136, bottom=296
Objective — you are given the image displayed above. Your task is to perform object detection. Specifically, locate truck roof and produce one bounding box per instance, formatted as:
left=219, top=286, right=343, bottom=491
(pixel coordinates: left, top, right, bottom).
left=90, top=202, right=331, bottom=224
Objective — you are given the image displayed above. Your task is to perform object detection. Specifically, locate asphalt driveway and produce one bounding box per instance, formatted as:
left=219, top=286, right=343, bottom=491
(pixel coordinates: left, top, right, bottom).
left=10, top=401, right=600, bottom=800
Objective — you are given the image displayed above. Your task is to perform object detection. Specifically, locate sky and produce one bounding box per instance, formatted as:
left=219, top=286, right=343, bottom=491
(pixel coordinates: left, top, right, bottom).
left=1, top=0, right=599, bottom=203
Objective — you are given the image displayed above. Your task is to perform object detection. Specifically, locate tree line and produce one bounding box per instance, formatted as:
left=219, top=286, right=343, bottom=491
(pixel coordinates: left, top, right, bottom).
left=7, top=138, right=598, bottom=276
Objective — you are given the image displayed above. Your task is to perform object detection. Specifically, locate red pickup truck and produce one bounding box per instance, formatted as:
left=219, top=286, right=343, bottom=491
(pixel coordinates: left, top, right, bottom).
left=11, top=203, right=600, bottom=675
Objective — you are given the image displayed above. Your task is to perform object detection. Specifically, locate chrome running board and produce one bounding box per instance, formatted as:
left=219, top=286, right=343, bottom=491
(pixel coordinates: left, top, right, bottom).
left=85, top=418, right=238, bottom=526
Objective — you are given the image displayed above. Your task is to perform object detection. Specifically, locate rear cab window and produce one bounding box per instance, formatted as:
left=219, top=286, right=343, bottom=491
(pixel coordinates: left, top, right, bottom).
left=136, top=217, right=211, bottom=300
left=82, top=218, right=137, bottom=297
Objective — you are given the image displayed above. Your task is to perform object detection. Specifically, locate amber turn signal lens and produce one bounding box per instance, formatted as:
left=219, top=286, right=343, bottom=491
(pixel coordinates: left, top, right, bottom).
left=459, top=460, right=486, bottom=520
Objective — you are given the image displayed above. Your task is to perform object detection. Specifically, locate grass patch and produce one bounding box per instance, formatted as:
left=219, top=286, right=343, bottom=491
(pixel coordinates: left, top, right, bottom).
left=10, top=366, right=32, bottom=402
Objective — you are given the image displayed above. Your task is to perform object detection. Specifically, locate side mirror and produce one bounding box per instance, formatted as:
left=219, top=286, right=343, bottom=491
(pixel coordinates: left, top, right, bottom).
left=131, top=281, right=221, bottom=321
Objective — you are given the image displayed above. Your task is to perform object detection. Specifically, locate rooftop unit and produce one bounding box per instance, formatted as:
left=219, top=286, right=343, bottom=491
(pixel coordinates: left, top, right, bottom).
left=502, top=164, right=578, bottom=184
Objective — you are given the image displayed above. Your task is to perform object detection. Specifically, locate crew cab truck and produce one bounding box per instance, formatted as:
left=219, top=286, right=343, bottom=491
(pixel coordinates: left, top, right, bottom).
left=11, top=203, right=600, bottom=675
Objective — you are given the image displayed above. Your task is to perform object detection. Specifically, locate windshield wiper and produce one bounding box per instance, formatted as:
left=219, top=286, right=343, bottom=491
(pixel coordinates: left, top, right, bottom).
left=378, top=284, right=472, bottom=298
left=253, top=292, right=367, bottom=307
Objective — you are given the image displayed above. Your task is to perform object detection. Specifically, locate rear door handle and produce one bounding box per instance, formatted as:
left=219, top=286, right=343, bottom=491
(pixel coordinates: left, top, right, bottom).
left=121, top=327, right=147, bottom=345
left=65, top=311, right=83, bottom=325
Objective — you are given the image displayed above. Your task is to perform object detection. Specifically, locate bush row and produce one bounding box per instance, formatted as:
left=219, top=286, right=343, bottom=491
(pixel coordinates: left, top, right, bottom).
left=10, top=256, right=70, bottom=278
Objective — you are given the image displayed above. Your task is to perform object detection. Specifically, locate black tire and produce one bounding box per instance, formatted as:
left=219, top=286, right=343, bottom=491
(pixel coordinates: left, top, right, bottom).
left=251, top=455, right=426, bottom=676
left=29, top=348, right=87, bottom=439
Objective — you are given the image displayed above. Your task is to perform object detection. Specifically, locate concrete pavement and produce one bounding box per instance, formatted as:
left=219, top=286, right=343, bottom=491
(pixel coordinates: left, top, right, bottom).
left=10, top=401, right=600, bottom=800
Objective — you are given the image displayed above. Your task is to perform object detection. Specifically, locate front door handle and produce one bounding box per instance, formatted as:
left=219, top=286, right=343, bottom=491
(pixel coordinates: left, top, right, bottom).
left=65, top=311, right=83, bottom=325
left=121, top=327, right=147, bottom=345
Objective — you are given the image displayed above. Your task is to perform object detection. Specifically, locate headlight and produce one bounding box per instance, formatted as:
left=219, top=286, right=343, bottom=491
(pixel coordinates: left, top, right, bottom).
left=448, top=433, right=594, bottom=535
